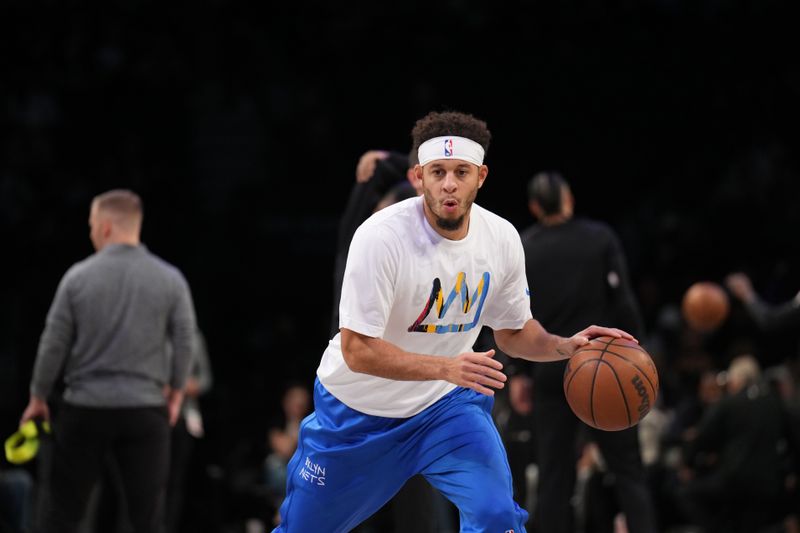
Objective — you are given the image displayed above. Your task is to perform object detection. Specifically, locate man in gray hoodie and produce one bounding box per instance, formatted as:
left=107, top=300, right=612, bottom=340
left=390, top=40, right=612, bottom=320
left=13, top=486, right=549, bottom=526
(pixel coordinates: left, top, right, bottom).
left=20, top=188, right=198, bottom=533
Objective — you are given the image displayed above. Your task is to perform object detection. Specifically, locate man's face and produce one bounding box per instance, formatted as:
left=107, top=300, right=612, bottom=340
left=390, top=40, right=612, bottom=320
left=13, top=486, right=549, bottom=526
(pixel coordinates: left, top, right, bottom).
left=417, top=159, right=487, bottom=235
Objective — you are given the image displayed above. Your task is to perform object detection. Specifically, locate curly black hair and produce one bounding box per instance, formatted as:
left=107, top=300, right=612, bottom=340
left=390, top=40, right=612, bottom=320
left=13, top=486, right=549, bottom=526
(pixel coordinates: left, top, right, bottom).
left=410, top=111, right=491, bottom=157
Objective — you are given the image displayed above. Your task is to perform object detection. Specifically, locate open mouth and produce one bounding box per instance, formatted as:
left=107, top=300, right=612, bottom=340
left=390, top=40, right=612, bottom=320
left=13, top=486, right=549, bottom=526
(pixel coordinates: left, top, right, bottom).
left=443, top=199, right=458, bottom=210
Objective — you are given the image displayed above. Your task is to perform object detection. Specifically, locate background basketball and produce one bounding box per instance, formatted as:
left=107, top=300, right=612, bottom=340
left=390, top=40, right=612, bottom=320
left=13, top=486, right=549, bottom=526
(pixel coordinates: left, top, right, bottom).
left=563, top=336, right=659, bottom=431
left=681, top=281, right=730, bottom=332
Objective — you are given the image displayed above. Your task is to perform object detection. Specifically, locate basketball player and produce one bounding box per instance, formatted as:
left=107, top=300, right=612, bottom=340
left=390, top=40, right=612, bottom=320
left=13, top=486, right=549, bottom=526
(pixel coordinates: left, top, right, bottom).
left=519, top=171, right=658, bottom=533
left=272, top=111, right=635, bottom=532
left=335, top=148, right=453, bottom=532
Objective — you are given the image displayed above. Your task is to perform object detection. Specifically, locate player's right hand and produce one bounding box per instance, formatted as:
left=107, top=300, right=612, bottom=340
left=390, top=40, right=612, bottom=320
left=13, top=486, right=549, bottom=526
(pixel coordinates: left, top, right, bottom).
left=444, top=349, right=507, bottom=396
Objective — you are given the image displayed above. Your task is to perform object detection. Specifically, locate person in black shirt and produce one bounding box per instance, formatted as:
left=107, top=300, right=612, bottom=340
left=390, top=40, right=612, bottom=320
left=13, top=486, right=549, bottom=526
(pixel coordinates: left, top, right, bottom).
left=329, top=149, right=419, bottom=338
left=677, top=354, right=799, bottom=532
left=725, top=272, right=800, bottom=331
left=726, top=271, right=800, bottom=377
left=519, top=171, right=658, bottom=533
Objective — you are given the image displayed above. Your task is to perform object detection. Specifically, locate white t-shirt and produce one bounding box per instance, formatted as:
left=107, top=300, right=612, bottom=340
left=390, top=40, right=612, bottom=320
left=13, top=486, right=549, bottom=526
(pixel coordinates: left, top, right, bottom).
left=317, top=196, right=533, bottom=418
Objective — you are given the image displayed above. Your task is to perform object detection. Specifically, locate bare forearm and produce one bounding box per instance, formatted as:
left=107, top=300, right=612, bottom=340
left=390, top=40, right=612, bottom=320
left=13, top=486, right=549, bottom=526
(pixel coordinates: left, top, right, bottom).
left=495, top=321, right=637, bottom=363
left=341, top=328, right=507, bottom=396
left=494, top=319, right=570, bottom=362
left=342, top=333, right=447, bottom=381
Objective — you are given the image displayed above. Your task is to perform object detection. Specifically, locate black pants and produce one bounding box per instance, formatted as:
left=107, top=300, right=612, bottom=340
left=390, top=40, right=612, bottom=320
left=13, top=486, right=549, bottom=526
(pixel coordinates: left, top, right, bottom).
left=533, top=394, right=658, bottom=533
left=165, top=419, right=194, bottom=533
left=37, top=403, right=170, bottom=533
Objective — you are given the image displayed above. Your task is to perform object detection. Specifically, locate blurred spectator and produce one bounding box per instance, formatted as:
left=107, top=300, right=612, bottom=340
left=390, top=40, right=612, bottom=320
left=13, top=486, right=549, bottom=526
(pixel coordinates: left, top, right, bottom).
left=664, top=370, right=724, bottom=446
left=676, top=354, right=799, bottom=532
left=725, top=273, right=800, bottom=332
left=493, top=370, right=537, bottom=517
left=726, top=272, right=800, bottom=392
left=330, top=148, right=420, bottom=338
left=264, top=382, right=311, bottom=526
left=653, top=369, right=724, bottom=532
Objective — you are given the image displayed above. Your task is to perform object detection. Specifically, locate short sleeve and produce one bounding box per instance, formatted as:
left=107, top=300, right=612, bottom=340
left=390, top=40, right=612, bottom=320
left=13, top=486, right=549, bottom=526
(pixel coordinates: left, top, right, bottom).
left=482, top=228, right=533, bottom=330
left=338, top=224, right=398, bottom=338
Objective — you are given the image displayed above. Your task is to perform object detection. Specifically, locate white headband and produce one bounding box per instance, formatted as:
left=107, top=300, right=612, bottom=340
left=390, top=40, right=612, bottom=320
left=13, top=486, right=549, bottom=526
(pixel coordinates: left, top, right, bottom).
left=417, top=136, right=485, bottom=167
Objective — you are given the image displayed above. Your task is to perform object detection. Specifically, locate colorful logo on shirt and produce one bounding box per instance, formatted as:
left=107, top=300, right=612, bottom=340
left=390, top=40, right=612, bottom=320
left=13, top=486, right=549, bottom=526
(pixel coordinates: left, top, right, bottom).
left=444, top=138, right=454, bottom=157
left=408, top=272, right=490, bottom=334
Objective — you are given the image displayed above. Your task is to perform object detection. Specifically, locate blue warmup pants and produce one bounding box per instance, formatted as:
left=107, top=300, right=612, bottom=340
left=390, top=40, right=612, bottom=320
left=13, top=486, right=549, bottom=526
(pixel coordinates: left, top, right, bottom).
left=273, top=378, right=528, bottom=533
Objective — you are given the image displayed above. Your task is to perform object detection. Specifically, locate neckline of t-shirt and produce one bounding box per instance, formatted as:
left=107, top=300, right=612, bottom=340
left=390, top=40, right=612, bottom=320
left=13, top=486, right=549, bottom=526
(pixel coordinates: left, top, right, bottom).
left=419, top=200, right=476, bottom=247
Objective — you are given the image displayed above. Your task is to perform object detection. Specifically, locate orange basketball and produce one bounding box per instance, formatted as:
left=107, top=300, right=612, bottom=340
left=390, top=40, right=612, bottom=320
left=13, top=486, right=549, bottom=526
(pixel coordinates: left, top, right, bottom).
left=563, top=336, right=659, bottom=431
left=681, top=281, right=729, bottom=332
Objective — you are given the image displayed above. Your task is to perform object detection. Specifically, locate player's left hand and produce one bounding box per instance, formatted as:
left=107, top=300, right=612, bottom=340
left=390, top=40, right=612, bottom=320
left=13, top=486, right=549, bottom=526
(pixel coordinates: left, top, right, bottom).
left=557, top=325, right=637, bottom=358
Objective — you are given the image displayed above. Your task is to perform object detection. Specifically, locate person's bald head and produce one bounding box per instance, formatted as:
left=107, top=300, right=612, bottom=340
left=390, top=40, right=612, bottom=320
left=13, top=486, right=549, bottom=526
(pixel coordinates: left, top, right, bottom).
left=89, top=189, right=143, bottom=250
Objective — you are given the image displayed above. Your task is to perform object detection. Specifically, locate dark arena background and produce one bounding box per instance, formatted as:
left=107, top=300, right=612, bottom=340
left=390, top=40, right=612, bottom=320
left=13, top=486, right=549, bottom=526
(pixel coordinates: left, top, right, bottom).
left=2, top=2, right=800, bottom=532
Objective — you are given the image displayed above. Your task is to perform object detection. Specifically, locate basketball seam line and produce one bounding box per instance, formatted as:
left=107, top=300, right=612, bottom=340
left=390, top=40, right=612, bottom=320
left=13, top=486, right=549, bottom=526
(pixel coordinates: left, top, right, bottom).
left=589, top=356, right=601, bottom=428
left=601, top=351, right=659, bottom=394
left=592, top=336, right=648, bottom=355
left=574, top=338, right=658, bottom=396
left=597, top=343, right=632, bottom=429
